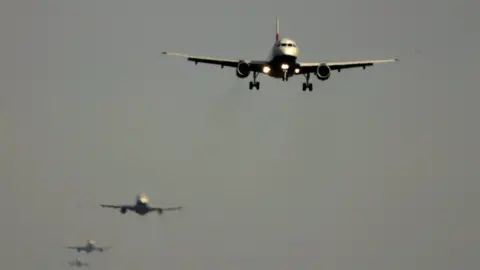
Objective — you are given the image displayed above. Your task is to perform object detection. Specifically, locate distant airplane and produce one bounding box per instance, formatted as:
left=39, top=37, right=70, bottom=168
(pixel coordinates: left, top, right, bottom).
left=162, top=17, right=398, bottom=91
left=101, top=193, right=183, bottom=216
left=68, top=258, right=89, bottom=268
left=66, top=240, right=111, bottom=253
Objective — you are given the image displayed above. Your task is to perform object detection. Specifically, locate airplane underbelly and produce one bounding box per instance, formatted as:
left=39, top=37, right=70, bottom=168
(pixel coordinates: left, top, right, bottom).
left=267, top=55, right=298, bottom=78
left=270, top=54, right=297, bottom=65
left=136, top=205, right=149, bottom=215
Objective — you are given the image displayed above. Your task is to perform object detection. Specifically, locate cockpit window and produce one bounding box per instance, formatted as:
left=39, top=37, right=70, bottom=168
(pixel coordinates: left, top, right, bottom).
left=278, top=42, right=296, bottom=48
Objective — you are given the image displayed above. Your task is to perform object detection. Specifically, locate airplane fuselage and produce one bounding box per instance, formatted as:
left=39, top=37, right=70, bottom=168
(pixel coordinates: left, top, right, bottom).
left=133, top=201, right=150, bottom=215
left=264, top=38, right=299, bottom=79
left=86, top=242, right=94, bottom=251
left=70, top=259, right=88, bottom=267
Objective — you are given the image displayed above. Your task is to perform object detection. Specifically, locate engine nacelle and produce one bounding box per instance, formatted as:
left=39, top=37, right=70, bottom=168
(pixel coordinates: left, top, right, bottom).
left=236, top=61, right=251, bottom=78
left=120, top=207, right=127, bottom=214
left=315, top=64, right=331, bottom=81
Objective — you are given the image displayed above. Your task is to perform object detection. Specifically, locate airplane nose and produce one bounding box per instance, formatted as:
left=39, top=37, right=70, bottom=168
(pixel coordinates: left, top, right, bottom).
left=281, top=47, right=297, bottom=56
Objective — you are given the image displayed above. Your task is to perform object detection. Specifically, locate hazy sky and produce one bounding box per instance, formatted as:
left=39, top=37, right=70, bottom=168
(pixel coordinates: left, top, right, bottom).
left=1, top=0, right=479, bottom=270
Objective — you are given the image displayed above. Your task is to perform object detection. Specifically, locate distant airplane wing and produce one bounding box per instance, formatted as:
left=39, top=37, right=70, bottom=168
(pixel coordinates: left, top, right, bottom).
left=298, top=58, right=398, bottom=73
left=66, top=246, right=85, bottom=251
left=100, top=204, right=134, bottom=210
left=151, top=206, right=183, bottom=212
left=97, top=246, right=111, bottom=252
left=162, top=52, right=265, bottom=72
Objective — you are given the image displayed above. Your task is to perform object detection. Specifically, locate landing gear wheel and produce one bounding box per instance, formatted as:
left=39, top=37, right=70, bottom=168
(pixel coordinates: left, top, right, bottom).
left=249, top=81, right=260, bottom=90
left=249, top=72, right=260, bottom=90
left=302, top=73, right=313, bottom=92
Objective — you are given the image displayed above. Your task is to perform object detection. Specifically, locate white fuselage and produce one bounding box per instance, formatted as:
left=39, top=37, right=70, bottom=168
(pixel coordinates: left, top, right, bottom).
left=264, top=38, right=299, bottom=78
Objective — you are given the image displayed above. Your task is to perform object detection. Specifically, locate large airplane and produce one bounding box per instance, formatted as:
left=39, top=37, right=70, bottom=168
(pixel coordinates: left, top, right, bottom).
left=68, top=258, right=89, bottom=268
left=100, top=193, right=183, bottom=216
left=66, top=240, right=111, bottom=253
left=162, top=17, right=398, bottom=91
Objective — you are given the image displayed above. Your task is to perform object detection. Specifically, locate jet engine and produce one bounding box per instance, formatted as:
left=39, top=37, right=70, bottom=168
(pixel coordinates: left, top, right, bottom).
left=236, top=61, right=250, bottom=78
left=315, top=64, right=331, bottom=81
left=120, top=207, right=127, bottom=214
left=157, top=208, right=163, bottom=215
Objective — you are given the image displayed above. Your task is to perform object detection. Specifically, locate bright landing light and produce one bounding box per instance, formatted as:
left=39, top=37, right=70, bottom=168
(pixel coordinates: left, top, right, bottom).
left=281, top=63, right=289, bottom=70
left=262, top=66, right=271, bottom=73
left=294, top=68, right=300, bottom=73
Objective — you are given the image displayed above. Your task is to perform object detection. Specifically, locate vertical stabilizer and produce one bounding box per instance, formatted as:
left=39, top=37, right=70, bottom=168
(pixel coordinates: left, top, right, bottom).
left=276, top=17, right=279, bottom=41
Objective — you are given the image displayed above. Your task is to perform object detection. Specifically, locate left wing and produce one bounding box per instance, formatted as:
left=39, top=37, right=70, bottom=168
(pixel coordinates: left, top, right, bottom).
left=299, top=58, right=398, bottom=73
left=161, top=52, right=265, bottom=72
left=96, top=246, right=111, bottom=252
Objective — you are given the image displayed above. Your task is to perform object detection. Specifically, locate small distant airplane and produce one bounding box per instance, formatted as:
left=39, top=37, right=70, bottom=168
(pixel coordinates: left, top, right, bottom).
left=100, top=193, right=183, bottom=216
left=162, top=17, right=398, bottom=91
left=66, top=240, right=111, bottom=253
left=68, top=258, right=89, bottom=268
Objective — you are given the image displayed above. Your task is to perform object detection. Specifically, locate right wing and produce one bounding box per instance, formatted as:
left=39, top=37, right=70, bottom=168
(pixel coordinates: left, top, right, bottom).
left=150, top=206, right=183, bottom=212
left=100, top=204, right=134, bottom=210
left=161, top=52, right=265, bottom=72
left=66, top=246, right=85, bottom=251
left=96, top=246, right=111, bottom=252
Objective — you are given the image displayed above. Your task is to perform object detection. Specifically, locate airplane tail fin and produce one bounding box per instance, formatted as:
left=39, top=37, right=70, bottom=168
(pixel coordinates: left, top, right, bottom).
left=275, top=17, right=279, bottom=41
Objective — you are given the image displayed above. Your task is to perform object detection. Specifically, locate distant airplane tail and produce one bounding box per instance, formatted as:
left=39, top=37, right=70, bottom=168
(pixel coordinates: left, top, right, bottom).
left=275, top=17, right=280, bottom=41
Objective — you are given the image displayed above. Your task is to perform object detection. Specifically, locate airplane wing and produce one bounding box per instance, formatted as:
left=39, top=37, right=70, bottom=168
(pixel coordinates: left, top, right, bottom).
left=66, top=246, right=85, bottom=251
left=298, top=58, right=398, bottom=73
left=97, top=246, right=111, bottom=252
left=100, top=204, right=134, bottom=210
left=151, top=206, right=183, bottom=212
left=161, top=52, right=265, bottom=72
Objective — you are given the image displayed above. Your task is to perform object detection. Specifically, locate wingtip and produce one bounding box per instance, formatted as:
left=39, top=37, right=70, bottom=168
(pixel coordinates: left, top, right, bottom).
left=161, top=52, right=167, bottom=54
left=394, top=58, right=400, bottom=62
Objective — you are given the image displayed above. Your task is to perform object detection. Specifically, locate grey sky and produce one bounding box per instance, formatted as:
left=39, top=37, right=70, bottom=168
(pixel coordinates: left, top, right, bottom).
left=1, top=0, right=479, bottom=270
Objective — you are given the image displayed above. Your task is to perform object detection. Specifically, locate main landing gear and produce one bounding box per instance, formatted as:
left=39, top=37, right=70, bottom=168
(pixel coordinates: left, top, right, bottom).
left=249, top=72, right=260, bottom=90
left=302, top=73, right=313, bottom=92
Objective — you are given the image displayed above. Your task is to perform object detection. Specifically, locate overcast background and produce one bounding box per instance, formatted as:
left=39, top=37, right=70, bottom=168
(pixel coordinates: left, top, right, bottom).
left=1, top=0, right=479, bottom=270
